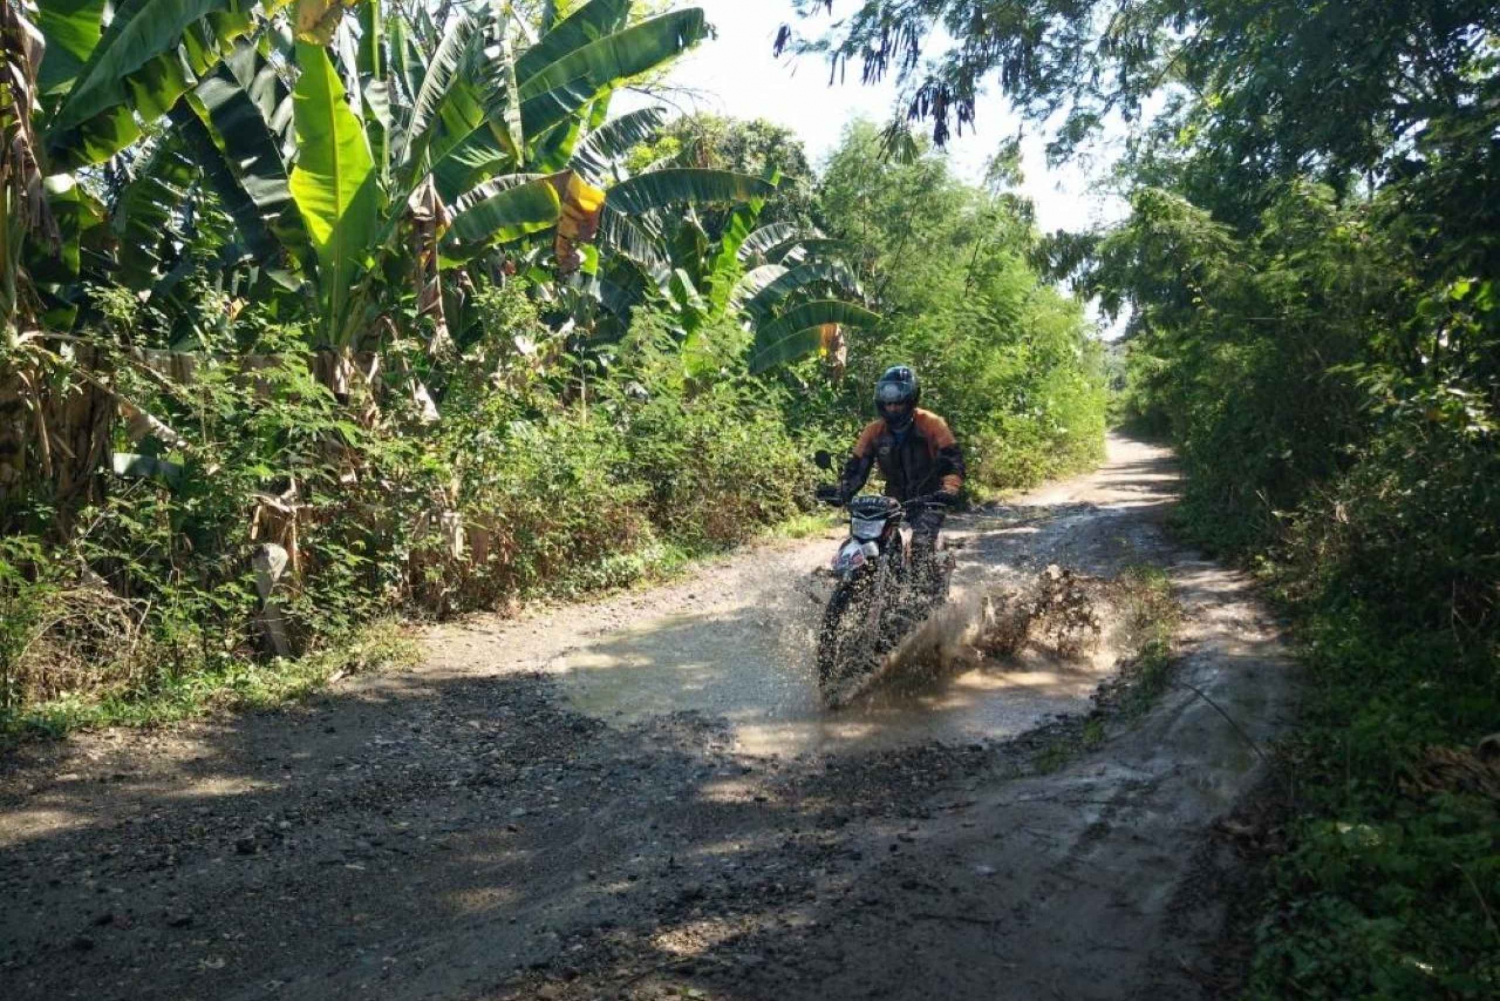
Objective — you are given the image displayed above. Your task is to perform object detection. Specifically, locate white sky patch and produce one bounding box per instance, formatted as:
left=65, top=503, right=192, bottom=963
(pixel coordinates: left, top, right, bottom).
left=615, top=0, right=1135, bottom=338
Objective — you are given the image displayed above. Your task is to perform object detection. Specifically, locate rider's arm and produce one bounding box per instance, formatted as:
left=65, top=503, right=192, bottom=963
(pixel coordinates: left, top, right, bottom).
left=918, top=413, right=966, bottom=497
left=839, top=421, right=883, bottom=499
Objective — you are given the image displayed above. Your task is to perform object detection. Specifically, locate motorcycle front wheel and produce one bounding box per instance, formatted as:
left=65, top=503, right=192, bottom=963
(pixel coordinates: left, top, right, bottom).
left=816, top=573, right=884, bottom=696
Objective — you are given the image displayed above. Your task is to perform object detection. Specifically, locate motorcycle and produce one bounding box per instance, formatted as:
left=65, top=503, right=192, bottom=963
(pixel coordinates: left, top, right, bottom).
left=812, top=451, right=954, bottom=706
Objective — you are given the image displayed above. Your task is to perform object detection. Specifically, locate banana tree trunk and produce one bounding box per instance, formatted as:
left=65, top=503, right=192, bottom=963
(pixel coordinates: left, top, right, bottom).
left=0, top=360, right=28, bottom=512
left=0, top=346, right=113, bottom=534
left=52, top=345, right=114, bottom=527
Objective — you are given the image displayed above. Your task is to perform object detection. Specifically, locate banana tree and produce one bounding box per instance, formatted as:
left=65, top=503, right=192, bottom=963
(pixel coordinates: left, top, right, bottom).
left=611, top=190, right=878, bottom=378
left=732, top=225, right=878, bottom=375
left=3, top=0, right=280, bottom=516
left=169, top=0, right=775, bottom=354
left=3, top=0, right=282, bottom=335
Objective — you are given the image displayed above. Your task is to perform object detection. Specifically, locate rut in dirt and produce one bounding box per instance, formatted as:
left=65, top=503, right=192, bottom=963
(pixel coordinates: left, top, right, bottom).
left=0, top=436, right=1295, bottom=1001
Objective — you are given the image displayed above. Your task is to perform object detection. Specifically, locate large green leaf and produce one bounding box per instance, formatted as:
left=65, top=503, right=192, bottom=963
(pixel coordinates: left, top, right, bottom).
left=288, top=42, right=377, bottom=336
left=401, top=10, right=479, bottom=170
left=606, top=168, right=776, bottom=217
left=356, top=1, right=391, bottom=180
left=356, top=0, right=383, bottom=77
left=780, top=238, right=858, bottom=266
left=387, top=9, right=423, bottom=106
left=704, top=200, right=766, bottom=314
left=175, top=108, right=282, bottom=263
left=46, top=0, right=253, bottom=166
left=220, top=36, right=295, bottom=147
left=744, top=260, right=860, bottom=321
left=494, top=7, right=524, bottom=157
left=738, top=222, right=805, bottom=263
left=518, top=9, right=708, bottom=103
left=181, top=45, right=306, bottom=263
left=515, top=0, right=629, bottom=84
left=596, top=204, right=665, bottom=271
left=29, top=175, right=107, bottom=328
left=110, top=139, right=199, bottom=289
left=570, top=106, right=665, bottom=182
left=441, top=177, right=561, bottom=263
left=528, top=86, right=609, bottom=174
left=748, top=300, right=881, bottom=374
left=729, top=264, right=788, bottom=312
left=418, top=16, right=528, bottom=197
left=431, top=130, right=511, bottom=202
left=518, top=77, right=601, bottom=152
left=668, top=209, right=708, bottom=289
left=35, top=0, right=108, bottom=95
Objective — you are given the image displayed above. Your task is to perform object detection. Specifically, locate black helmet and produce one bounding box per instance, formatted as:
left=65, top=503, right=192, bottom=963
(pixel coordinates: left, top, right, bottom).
left=875, top=365, right=920, bottom=431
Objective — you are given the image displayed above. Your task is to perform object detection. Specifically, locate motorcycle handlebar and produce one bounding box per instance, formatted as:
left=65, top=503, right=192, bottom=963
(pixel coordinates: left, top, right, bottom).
left=814, top=488, right=949, bottom=511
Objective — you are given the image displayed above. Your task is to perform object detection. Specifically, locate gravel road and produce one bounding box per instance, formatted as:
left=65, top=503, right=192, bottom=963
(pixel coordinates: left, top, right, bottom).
left=0, top=435, right=1296, bottom=1000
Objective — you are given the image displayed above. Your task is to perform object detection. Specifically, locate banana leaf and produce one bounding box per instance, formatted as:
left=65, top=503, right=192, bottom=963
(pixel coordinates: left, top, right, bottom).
left=35, top=0, right=107, bottom=95
left=441, top=177, right=561, bottom=263
left=518, top=9, right=707, bottom=103
left=737, top=222, right=805, bottom=263
left=46, top=0, right=254, bottom=167
left=180, top=46, right=307, bottom=263
left=748, top=300, right=881, bottom=374
left=401, top=10, right=479, bottom=170
left=515, top=0, right=629, bottom=83
left=606, top=168, right=776, bottom=217
left=744, top=260, right=860, bottom=321
left=570, top=106, right=665, bottom=182
left=110, top=139, right=199, bottom=289
left=288, top=41, right=377, bottom=341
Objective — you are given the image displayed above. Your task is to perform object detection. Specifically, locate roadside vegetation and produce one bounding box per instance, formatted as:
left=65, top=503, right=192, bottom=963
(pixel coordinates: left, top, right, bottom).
left=782, top=0, right=1499, bottom=995
left=0, top=1, right=1105, bottom=738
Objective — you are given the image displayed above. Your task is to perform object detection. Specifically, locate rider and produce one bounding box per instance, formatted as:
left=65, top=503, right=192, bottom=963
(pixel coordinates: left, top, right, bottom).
left=832, top=365, right=965, bottom=587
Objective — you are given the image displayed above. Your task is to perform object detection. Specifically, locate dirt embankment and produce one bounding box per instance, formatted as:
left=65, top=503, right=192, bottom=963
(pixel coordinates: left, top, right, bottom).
left=0, top=436, right=1296, bottom=1000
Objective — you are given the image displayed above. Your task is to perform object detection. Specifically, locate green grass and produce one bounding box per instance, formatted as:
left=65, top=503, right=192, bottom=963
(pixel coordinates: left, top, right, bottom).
left=0, top=508, right=840, bottom=745
left=1156, top=479, right=1499, bottom=999
left=1241, top=587, right=1499, bottom=1000
left=773, top=510, right=841, bottom=540
left=2, top=621, right=418, bottom=745
left=1116, top=565, right=1179, bottom=716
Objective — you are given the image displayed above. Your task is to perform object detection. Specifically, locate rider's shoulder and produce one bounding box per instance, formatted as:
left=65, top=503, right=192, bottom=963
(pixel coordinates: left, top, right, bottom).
left=913, top=409, right=954, bottom=435
left=853, top=419, right=887, bottom=452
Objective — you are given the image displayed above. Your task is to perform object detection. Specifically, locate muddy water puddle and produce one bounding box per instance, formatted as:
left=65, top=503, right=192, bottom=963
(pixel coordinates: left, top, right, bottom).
left=547, top=583, right=1117, bottom=757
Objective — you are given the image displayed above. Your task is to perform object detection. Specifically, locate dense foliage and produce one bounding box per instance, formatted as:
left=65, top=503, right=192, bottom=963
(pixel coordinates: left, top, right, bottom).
left=0, top=1, right=1105, bottom=735
left=804, top=121, right=1104, bottom=488
left=788, top=0, right=1499, bottom=996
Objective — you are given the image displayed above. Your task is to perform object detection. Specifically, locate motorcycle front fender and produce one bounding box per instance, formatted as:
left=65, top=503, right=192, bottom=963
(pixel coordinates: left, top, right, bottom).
left=831, top=539, right=881, bottom=579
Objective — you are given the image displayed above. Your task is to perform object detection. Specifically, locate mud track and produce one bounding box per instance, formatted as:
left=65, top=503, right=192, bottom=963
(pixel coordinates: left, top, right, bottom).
left=0, top=436, right=1296, bottom=1000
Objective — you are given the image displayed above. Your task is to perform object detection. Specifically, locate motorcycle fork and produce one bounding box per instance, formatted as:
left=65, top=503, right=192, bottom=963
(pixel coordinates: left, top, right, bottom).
left=883, top=528, right=908, bottom=585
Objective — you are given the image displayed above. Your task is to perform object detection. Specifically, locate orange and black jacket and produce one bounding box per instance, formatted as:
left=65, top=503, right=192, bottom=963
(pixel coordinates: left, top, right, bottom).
left=840, top=409, right=966, bottom=503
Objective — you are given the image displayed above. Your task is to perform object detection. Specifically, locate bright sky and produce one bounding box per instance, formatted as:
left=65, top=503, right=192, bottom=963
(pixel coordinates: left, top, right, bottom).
left=619, top=0, right=1131, bottom=238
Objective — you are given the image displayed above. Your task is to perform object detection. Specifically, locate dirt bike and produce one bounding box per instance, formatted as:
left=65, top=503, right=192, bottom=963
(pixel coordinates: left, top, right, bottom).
left=812, top=451, right=955, bottom=706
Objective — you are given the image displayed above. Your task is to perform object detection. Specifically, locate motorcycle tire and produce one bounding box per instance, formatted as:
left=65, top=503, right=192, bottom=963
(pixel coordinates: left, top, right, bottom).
left=816, top=576, right=882, bottom=694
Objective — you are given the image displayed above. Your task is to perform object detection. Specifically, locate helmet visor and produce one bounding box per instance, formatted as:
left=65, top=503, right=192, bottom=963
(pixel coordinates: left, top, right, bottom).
left=876, top=382, right=910, bottom=405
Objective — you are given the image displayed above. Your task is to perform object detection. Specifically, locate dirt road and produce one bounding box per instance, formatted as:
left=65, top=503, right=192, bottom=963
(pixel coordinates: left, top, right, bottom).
left=0, top=436, right=1296, bottom=1000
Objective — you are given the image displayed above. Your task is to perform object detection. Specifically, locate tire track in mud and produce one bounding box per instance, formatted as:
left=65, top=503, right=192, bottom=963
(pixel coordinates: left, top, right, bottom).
left=0, top=436, right=1295, bottom=1001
